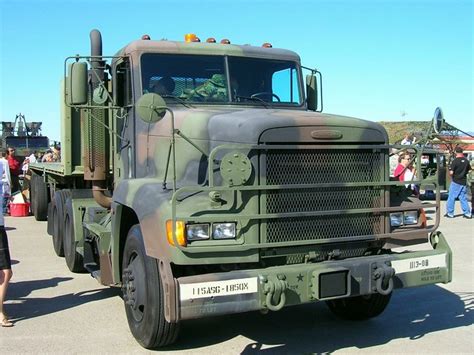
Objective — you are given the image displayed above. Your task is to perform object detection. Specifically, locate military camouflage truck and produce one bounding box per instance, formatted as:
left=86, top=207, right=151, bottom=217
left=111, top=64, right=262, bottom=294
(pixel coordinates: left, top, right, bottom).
left=28, top=30, right=452, bottom=349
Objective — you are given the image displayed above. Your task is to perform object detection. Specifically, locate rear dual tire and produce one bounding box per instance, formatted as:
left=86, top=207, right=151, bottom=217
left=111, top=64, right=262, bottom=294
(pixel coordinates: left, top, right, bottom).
left=31, top=174, right=48, bottom=221
left=51, top=190, right=70, bottom=257
left=63, top=197, right=84, bottom=273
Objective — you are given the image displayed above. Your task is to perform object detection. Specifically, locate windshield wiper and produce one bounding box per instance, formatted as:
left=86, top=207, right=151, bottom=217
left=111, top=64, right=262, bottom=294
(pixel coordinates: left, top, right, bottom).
left=161, top=94, right=195, bottom=108
left=234, top=95, right=270, bottom=108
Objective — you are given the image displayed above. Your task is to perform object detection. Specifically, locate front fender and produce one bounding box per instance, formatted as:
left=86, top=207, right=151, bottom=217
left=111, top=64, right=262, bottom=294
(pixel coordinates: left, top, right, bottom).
left=114, top=178, right=172, bottom=260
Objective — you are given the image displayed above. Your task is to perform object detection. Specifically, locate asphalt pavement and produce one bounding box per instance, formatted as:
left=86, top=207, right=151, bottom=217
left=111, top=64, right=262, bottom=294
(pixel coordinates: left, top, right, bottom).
left=0, top=200, right=473, bottom=354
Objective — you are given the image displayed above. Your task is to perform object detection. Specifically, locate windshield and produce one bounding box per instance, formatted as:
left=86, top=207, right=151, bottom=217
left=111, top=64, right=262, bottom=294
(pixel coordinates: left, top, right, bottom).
left=141, top=54, right=302, bottom=106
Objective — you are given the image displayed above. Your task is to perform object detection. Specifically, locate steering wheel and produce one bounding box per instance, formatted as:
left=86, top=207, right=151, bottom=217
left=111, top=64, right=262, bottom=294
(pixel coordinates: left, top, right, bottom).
left=250, top=92, right=281, bottom=102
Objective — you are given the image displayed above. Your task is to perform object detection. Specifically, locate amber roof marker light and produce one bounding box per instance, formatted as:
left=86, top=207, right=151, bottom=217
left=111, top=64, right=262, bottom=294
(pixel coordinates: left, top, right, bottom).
left=185, top=33, right=200, bottom=42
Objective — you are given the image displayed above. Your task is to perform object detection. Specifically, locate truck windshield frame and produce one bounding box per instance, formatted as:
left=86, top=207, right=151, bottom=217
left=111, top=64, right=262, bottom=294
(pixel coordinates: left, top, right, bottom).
left=140, top=53, right=303, bottom=107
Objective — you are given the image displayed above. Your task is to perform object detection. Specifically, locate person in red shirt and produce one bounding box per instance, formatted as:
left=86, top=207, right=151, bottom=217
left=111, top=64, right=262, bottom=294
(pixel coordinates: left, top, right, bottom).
left=6, top=148, right=21, bottom=194
left=394, top=152, right=419, bottom=196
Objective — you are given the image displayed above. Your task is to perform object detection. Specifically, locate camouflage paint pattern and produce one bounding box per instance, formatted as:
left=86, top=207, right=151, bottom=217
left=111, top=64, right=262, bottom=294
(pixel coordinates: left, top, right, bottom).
left=32, top=35, right=452, bottom=319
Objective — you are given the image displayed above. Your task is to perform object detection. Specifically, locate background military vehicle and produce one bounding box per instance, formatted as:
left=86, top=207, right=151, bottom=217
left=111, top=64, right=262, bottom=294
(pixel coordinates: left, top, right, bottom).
left=29, top=30, right=452, bottom=349
left=1, top=113, right=49, bottom=160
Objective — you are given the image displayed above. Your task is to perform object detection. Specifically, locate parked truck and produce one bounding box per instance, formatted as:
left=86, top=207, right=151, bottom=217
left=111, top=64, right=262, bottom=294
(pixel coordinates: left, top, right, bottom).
left=29, top=30, right=452, bottom=349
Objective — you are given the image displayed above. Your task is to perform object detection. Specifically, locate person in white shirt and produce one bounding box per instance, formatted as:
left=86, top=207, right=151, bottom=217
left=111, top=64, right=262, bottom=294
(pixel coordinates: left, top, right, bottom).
left=0, top=152, right=11, bottom=215
left=0, top=150, right=13, bottom=327
left=401, top=132, right=413, bottom=145
left=28, top=152, right=37, bottom=164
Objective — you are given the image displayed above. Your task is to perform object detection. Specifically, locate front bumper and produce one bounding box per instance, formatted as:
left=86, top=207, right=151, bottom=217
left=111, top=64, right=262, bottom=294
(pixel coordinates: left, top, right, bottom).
left=176, top=231, right=452, bottom=321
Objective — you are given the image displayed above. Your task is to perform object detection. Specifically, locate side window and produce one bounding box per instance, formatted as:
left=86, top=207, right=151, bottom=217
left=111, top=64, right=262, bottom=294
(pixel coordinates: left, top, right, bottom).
left=114, top=59, right=132, bottom=106
left=272, top=68, right=300, bottom=104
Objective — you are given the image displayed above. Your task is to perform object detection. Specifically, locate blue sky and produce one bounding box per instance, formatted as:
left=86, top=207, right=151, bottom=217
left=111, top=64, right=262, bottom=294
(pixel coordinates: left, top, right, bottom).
left=0, top=0, right=472, bottom=141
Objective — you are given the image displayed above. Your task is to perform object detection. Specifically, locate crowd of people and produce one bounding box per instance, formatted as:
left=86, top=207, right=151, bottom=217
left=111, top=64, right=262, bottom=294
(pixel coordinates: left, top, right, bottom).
left=392, top=146, right=472, bottom=218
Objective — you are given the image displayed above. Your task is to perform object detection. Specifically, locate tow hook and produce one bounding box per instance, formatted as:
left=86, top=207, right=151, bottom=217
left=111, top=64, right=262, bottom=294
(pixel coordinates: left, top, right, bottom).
left=263, top=275, right=288, bottom=311
left=372, top=262, right=395, bottom=296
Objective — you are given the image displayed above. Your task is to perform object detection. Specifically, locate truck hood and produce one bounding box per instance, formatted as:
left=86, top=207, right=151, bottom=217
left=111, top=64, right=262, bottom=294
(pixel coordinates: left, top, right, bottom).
left=151, top=107, right=388, bottom=144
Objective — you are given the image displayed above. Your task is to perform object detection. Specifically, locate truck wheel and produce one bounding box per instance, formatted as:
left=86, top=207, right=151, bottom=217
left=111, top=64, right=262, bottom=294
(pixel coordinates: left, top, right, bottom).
left=32, top=174, right=48, bottom=221
left=326, top=293, right=392, bottom=320
left=30, top=174, right=37, bottom=214
left=46, top=202, right=54, bottom=236
left=122, top=225, right=179, bottom=348
left=51, top=203, right=64, bottom=257
left=51, top=190, right=70, bottom=257
left=63, top=198, right=85, bottom=272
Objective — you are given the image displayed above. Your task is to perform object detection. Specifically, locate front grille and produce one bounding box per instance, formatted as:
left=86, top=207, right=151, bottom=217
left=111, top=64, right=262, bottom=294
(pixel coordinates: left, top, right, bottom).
left=264, top=149, right=385, bottom=243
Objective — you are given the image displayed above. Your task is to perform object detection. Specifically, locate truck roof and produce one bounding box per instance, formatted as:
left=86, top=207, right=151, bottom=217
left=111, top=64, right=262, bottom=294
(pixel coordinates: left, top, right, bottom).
left=116, top=39, right=302, bottom=62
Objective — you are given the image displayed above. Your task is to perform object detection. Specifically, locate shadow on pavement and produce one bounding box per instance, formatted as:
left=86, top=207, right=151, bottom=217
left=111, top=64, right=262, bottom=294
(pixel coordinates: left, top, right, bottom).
left=7, top=277, right=120, bottom=322
left=166, top=285, right=472, bottom=353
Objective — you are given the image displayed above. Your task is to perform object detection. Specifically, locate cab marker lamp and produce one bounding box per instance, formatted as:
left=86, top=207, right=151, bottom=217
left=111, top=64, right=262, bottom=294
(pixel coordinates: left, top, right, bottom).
left=185, top=33, right=200, bottom=42
left=212, top=223, right=236, bottom=239
left=166, top=220, right=186, bottom=246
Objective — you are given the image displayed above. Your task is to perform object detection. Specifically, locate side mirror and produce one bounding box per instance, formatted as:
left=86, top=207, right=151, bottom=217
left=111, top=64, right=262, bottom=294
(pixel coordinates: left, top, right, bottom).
left=67, top=62, right=88, bottom=105
left=432, top=107, right=444, bottom=134
left=306, top=74, right=317, bottom=111
left=136, top=93, right=167, bottom=123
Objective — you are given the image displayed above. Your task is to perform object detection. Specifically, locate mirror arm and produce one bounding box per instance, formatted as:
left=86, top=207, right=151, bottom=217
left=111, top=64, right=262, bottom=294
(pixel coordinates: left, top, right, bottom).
left=161, top=109, right=215, bottom=191
left=315, top=70, right=323, bottom=112
left=174, top=129, right=209, bottom=158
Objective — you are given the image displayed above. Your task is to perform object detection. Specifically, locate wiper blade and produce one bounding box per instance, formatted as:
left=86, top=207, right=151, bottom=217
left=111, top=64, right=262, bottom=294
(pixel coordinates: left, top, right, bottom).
left=234, top=95, right=270, bottom=108
left=161, top=94, right=195, bottom=108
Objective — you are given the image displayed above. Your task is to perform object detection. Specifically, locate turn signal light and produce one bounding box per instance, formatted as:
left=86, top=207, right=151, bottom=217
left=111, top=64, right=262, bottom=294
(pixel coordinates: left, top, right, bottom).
left=166, top=220, right=186, bottom=246
left=420, top=209, right=427, bottom=228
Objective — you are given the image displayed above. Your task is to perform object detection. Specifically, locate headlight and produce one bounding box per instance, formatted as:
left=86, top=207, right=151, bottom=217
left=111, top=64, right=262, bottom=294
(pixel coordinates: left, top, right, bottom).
left=403, top=211, right=418, bottom=225
left=186, top=224, right=210, bottom=241
left=390, top=211, right=418, bottom=227
left=390, top=212, right=403, bottom=227
left=212, top=223, right=236, bottom=239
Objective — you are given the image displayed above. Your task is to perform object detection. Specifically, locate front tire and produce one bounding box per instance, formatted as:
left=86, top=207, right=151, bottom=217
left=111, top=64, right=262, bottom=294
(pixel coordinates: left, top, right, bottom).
left=326, top=293, right=392, bottom=320
left=122, top=225, right=179, bottom=348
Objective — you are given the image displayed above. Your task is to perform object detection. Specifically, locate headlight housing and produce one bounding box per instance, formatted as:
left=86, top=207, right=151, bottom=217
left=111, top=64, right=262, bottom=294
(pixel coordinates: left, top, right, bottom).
left=185, top=222, right=237, bottom=242
left=390, top=211, right=418, bottom=227
left=212, top=223, right=236, bottom=239
left=186, top=224, right=210, bottom=241
left=390, top=212, right=403, bottom=227
left=403, top=211, right=418, bottom=225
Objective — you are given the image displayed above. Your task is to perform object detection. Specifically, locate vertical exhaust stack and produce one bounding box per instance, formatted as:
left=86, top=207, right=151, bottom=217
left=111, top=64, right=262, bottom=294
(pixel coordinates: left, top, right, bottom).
left=84, top=29, right=112, bottom=208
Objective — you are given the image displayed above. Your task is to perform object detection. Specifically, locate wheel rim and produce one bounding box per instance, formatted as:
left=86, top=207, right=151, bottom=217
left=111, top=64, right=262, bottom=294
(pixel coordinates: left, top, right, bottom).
left=123, top=251, right=147, bottom=323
